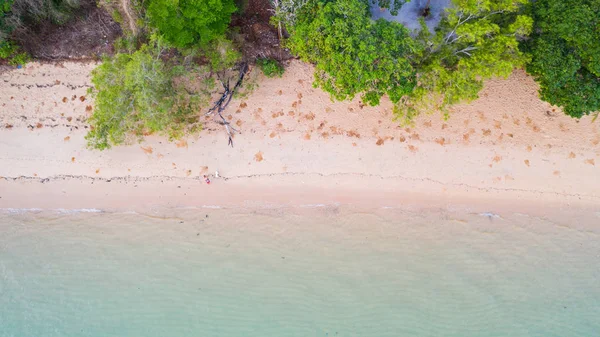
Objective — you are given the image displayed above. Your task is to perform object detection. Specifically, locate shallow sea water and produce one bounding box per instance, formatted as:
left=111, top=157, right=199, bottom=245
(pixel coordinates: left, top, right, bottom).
left=1, top=206, right=599, bottom=337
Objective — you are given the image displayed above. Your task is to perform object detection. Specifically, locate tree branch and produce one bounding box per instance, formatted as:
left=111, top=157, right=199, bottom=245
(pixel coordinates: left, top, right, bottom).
left=205, top=63, right=249, bottom=147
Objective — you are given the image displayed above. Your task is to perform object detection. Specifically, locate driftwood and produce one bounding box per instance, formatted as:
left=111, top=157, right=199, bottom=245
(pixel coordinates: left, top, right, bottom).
left=206, top=63, right=249, bottom=147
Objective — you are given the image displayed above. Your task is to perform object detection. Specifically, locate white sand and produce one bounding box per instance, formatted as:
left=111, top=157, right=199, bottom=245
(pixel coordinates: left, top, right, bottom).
left=1, top=61, right=599, bottom=219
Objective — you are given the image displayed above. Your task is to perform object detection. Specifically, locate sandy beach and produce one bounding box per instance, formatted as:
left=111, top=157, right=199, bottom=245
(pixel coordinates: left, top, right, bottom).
left=1, top=61, right=599, bottom=219
left=2, top=61, right=600, bottom=337
left=3, top=0, right=600, bottom=333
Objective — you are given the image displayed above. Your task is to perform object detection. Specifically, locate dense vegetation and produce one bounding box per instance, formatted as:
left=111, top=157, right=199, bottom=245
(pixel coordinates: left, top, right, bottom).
left=146, top=0, right=236, bottom=48
left=524, top=0, right=600, bottom=118
left=2, top=0, right=599, bottom=150
left=373, top=0, right=406, bottom=15
left=281, top=0, right=533, bottom=119
left=86, top=0, right=241, bottom=149
left=278, top=0, right=599, bottom=119
left=286, top=0, right=419, bottom=106
left=397, top=0, right=532, bottom=119
left=86, top=35, right=213, bottom=149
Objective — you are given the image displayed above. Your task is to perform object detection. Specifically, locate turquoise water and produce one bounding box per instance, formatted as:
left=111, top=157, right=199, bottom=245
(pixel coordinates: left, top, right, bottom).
left=1, top=207, right=599, bottom=336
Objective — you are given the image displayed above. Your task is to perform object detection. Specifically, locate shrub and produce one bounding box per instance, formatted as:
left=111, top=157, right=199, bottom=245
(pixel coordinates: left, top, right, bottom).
left=256, top=58, right=284, bottom=78
left=111, top=9, right=123, bottom=24
left=113, top=34, right=140, bottom=53
left=0, top=40, right=29, bottom=65
left=201, top=37, right=241, bottom=72
left=86, top=35, right=209, bottom=150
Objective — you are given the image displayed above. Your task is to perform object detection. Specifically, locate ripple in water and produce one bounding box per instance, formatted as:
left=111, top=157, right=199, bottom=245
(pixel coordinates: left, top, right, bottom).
left=1, top=207, right=599, bottom=337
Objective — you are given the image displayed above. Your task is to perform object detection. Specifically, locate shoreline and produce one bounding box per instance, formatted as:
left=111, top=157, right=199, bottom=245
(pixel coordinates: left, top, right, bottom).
left=2, top=172, right=599, bottom=226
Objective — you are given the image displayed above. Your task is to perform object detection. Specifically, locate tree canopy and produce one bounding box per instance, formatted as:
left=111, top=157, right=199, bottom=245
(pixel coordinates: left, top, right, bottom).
left=286, top=0, right=419, bottom=106
left=146, top=0, right=236, bottom=48
left=85, top=0, right=243, bottom=149
left=283, top=0, right=532, bottom=118
left=86, top=36, right=209, bottom=150
left=524, top=0, right=600, bottom=118
left=372, top=0, right=406, bottom=15
left=396, top=0, right=532, bottom=120
left=270, top=0, right=307, bottom=26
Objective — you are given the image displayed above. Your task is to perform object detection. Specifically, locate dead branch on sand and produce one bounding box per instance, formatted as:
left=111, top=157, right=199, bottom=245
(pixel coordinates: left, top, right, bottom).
left=205, top=63, right=248, bottom=147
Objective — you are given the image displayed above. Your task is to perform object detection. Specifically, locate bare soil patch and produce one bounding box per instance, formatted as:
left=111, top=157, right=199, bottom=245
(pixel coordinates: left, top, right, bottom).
left=231, top=0, right=292, bottom=62
left=9, top=0, right=121, bottom=60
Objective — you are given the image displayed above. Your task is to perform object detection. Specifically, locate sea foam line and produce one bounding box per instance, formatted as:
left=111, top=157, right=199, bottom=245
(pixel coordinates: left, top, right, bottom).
left=478, top=212, right=503, bottom=219
left=1, top=208, right=103, bottom=214
left=0, top=208, right=44, bottom=214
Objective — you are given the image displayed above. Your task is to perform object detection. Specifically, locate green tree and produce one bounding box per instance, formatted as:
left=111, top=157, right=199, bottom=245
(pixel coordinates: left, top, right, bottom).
left=525, top=0, right=600, bottom=118
left=396, top=0, right=532, bottom=120
left=86, top=36, right=208, bottom=150
left=146, top=0, right=236, bottom=48
left=373, top=0, right=406, bottom=15
left=286, top=0, right=419, bottom=106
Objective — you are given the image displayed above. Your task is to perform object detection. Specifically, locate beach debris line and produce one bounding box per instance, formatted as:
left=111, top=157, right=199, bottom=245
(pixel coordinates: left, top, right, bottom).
left=205, top=63, right=249, bottom=147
